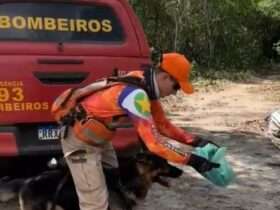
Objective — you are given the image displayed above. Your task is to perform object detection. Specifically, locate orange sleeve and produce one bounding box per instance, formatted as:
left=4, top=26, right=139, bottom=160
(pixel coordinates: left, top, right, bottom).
left=135, top=119, right=191, bottom=164
left=119, top=87, right=192, bottom=164
left=150, top=100, right=197, bottom=145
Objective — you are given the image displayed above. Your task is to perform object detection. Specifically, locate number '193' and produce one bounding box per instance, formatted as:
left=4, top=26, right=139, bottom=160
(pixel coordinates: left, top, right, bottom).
left=0, top=87, right=24, bottom=102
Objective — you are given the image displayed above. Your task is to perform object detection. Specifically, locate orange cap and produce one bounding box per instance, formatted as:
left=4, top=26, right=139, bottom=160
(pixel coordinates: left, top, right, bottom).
left=160, top=52, right=193, bottom=94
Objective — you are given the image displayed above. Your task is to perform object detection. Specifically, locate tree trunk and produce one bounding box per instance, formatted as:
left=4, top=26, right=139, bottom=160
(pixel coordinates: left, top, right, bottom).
left=203, top=0, right=214, bottom=67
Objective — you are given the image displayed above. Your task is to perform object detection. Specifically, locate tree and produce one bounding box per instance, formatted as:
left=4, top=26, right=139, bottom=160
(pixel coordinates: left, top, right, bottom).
left=130, top=0, right=280, bottom=70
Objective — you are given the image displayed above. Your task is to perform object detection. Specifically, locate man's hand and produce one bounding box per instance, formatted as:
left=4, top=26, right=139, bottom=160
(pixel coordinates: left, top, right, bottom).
left=188, top=154, right=220, bottom=173
left=193, top=136, right=219, bottom=148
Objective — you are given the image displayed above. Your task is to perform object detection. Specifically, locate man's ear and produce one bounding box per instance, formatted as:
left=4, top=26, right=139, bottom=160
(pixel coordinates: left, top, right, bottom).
left=157, top=71, right=169, bottom=80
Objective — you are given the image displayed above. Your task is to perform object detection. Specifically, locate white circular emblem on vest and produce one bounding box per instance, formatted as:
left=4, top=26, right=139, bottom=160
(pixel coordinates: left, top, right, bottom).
left=121, top=89, right=151, bottom=119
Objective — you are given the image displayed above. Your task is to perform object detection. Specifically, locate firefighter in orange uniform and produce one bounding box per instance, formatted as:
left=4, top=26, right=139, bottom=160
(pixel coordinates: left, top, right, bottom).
left=60, top=53, right=220, bottom=210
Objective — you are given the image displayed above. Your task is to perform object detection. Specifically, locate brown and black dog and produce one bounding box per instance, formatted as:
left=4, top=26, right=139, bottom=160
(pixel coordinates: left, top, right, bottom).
left=15, top=152, right=182, bottom=210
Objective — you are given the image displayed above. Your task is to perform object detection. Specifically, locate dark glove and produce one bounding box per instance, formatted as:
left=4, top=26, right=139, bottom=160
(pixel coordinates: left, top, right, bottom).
left=193, top=136, right=219, bottom=148
left=188, top=154, right=220, bottom=173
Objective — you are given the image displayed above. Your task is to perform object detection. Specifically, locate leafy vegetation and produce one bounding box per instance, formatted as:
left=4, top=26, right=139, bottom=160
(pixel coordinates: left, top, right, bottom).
left=129, top=0, right=280, bottom=73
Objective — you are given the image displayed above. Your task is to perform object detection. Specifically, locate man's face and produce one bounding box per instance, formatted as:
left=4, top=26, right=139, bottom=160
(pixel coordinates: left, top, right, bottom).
left=156, top=71, right=180, bottom=97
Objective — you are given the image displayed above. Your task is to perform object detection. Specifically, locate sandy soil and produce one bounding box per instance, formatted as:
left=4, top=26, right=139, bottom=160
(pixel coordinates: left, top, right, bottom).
left=1, top=73, right=280, bottom=210
left=136, top=73, right=280, bottom=210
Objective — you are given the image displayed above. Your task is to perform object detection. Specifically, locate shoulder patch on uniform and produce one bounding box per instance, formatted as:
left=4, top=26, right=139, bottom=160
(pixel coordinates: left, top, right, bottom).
left=134, top=91, right=150, bottom=117
left=120, top=89, right=151, bottom=119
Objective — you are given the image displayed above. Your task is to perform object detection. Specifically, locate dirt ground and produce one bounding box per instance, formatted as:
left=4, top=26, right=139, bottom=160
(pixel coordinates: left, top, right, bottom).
left=1, top=73, right=280, bottom=210
left=136, top=73, right=280, bottom=210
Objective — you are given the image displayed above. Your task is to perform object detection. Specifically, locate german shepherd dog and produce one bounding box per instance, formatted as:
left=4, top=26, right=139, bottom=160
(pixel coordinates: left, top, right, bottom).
left=15, top=153, right=183, bottom=210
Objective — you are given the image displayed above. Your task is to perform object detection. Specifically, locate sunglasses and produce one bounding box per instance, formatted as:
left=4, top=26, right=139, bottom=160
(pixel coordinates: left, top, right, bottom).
left=173, top=82, right=180, bottom=91
left=168, top=75, right=180, bottom=91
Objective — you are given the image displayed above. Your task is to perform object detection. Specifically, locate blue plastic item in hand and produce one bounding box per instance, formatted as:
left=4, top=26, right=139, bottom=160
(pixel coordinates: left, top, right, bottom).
left=193, top=143, right=235, bottom=187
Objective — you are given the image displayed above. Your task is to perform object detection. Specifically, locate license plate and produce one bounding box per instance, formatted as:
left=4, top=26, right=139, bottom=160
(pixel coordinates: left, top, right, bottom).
left=38, top=126, right=60, bottom=140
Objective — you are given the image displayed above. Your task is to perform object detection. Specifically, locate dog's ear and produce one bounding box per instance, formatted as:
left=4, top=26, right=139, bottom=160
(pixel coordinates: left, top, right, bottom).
left=135, top=162, right=147, bottom=175
left=135, top=153, right=147, bottom=162
left=135, top=152, right=154, bottom=166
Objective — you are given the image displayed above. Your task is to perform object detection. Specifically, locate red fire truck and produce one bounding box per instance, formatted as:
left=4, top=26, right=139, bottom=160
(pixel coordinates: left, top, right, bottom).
left=0, top=0, right=150, bottom=176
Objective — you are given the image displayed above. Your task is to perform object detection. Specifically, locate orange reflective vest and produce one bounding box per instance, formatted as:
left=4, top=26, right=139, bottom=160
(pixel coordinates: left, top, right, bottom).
left=69, top=71, right=196, bottom=164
